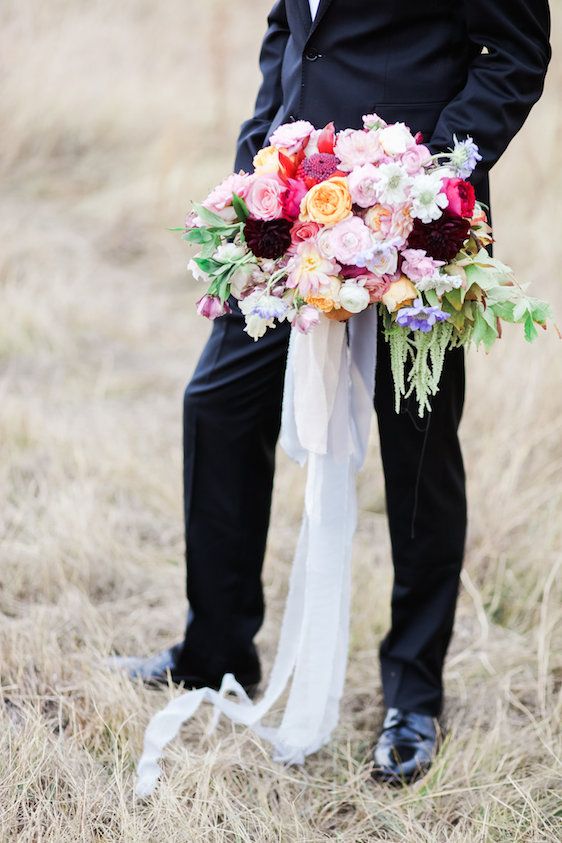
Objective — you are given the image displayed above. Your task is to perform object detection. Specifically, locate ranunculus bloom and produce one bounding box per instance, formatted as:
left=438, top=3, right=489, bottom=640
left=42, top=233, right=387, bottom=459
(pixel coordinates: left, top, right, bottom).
left=299, top=176, right=353, bottom=226
left=363, top=273, right=392, bottom=303
left=253, top=146, right=281, bottom=175
left=244, top=217, right=293, bottom=259
left=281, top=178, right=308, bottom=220
left=286, top=242, right=341, bottom=295
left=269, top=120, right=315, bottom=154
left=318, top=216, right=375, bottom=264
left=289, top=220, right=321, bottom=251
left=347, top=163, right=381, bottom=208
left=339, top=282, right=370, bottom=313
left=196, top=294, right=230, bottom=320
left=401, top=248, right=445, bottom=281
left=245, top=175, right=286, bottom=220
left=364, top=204, right=393, bottom=241
left=365, top=245, right=399, bottom=277
left=378, top=122, right=416, bottom=156
left=381, top=275, right=418, bottom=312
left=442, top=177, right=476, bottom=218
left=407, top=210, right=471, bottom=262
left=334, top=129, right=384, bottom=171
left=400, top=143, right=432, bottom=175
left=203, top=172, right=252, bottom=213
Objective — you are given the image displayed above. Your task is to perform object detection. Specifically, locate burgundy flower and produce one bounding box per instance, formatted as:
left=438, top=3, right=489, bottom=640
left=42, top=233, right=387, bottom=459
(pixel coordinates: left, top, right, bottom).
left=244, top=217, right=293, bottom=259
left=297, top=153, right=342, bottom=185
left=407, top=210, right=470, bottom=262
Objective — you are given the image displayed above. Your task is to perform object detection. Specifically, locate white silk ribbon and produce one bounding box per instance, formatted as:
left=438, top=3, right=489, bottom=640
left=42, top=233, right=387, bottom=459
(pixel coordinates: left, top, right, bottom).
left=135, top=306, right=378, bottom=797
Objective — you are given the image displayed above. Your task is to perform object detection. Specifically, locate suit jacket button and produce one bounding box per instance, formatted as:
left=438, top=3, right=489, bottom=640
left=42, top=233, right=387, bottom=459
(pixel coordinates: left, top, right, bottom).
left=305, top=48, right=319, bottom=61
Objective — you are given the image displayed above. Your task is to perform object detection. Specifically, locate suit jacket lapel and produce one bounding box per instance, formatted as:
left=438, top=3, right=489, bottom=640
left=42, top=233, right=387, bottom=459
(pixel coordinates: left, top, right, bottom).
left=306, top=0, right=334, bottom=41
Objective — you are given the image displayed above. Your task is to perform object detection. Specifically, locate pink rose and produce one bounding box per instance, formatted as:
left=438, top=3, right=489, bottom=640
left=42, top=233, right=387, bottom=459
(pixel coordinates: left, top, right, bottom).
left=334, top=129, right=384, bottom=171
left=362, top=274, right=392, bottom=303
left=245, top=175, right=286, bottom=221
left=290, top=305, right=321, bottom=334
left=289, top=220, right=321, bottom=251
left=441, top=177, right=476, bottom=218
left=388, top=203, right=415, bottom=246
left=400, top=144, right=432, bottom=175
left=400, top=248, right=445, bottom=281
left=196, top=294, right=231, bottom=320
left=347, top=163, right=381, bottom=208
left=282, top=178, right=308, bottom=220
left=202, top=172, right=252, bottom=213
left=269, top=120, right=315, bottom=154
left=319, top=216, right=375, bottom=264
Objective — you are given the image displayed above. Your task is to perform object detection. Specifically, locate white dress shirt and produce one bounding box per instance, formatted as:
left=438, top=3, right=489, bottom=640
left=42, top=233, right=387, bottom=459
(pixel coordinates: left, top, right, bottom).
left=309, top=0, right=321, bottom=20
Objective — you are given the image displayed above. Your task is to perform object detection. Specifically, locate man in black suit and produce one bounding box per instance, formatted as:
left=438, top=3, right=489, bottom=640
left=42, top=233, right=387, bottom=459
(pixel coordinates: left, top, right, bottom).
left=129, top=0, right=551, bottom=782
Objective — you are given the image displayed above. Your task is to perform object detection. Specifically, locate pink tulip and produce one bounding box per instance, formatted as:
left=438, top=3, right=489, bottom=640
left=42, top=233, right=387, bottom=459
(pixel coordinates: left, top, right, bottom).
left=196, top=294, right=230, bottom=320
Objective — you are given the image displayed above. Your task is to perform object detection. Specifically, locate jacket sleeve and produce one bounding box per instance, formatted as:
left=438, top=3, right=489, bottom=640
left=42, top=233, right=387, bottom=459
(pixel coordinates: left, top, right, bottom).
left=425, top=0, right=552, bottom=178
left=233, top=0, right=290, bottom=173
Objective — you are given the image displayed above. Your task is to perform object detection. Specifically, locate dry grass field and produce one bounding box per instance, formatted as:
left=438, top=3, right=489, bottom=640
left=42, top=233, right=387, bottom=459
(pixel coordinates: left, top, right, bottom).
left=1, top=1, right=561, bottom=840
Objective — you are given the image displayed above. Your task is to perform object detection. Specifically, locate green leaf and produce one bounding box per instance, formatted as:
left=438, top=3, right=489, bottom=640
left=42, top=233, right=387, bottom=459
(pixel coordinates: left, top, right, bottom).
left=445, top=286, right=464, bottom=311
left=193, top=256, right=222, bottom=275
left=524, top=313, right=538, bottom=342
left=423, top=289, right=440, bottom=308
left=232, top=193, right=250, bottom=223
left=192, top=203, right=230, bottom=228
left=492, top=301, right=516, bottom=322
left=472, top=304, right=497, bottom=349
left=183, top=228, right=215, bottom=245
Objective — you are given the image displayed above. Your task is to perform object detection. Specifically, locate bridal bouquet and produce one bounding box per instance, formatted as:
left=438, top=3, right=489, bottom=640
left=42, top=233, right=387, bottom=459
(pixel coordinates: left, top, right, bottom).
left=182, top=115, right=554, bottom=415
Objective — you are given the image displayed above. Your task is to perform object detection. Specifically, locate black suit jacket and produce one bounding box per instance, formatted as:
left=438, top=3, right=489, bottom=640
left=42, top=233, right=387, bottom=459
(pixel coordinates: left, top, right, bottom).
left=233, top=0, right=551, bottom=209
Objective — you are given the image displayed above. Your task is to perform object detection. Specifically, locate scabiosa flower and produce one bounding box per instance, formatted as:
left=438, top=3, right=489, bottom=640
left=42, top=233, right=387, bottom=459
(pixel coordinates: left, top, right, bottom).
left=395, top=298, right=450, bottom=332
left=449, top=134, right=482, bottom=179
left=297, top=153, right=342, bottom=185
left=244, top=217, right=293, bottom=259
left=375, top=162, right=412, bottom=204
left=407, top=210, right=471, bottom=262
left=410, top=172, right=449, bottom=223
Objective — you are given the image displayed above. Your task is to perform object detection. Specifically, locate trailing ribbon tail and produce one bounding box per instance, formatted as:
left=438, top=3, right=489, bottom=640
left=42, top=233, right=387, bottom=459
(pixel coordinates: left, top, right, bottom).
left=135, top=307, right=377, bottom=797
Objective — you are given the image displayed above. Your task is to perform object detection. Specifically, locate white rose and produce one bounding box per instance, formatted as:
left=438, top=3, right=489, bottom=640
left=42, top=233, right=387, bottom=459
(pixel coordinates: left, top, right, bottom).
left=378, top=122, right=415, bottom=156
left=214, top=242, right=246, bottom=262
left=339, top=283, right=370, bottom=313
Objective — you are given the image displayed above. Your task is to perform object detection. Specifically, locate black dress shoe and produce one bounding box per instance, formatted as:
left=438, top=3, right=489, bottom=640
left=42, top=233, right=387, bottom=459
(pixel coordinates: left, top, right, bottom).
left=371, top=707, right=438, bottom=784
left=107, top=643, right=260, bottom=698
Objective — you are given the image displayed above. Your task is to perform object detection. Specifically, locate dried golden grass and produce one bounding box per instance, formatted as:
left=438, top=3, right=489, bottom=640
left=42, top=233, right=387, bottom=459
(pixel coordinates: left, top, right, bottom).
left=1, top=1, right=561, bottom=840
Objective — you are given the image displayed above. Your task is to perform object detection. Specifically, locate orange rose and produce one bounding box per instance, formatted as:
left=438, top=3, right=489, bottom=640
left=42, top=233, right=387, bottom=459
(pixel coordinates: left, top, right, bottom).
left=299, top=177, right=352, bottom=226
left=305, top=278, right=342, bottom=312
left=381, top=275, right=418, bottom=312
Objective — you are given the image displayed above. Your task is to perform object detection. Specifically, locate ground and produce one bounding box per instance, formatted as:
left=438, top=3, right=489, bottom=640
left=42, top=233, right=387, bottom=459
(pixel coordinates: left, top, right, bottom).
left=0, top=1, right=561, bottom=840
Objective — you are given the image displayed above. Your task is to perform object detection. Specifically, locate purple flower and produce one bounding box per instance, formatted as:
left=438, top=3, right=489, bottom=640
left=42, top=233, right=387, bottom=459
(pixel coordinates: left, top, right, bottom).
left=196, top=294, right=231, bottom=320
left=450, top=134, right=482, bottom=179
left=395, top=297, right=449, bottom=332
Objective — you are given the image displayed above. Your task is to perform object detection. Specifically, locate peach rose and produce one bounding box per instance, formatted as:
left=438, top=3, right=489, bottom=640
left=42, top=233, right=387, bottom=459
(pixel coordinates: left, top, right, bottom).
left=305, top=278, right=342, bottom=312
left=381, top=275, right=418, bottom=312
left=299, top=177, right=352, bottom=227
left=253, top=146, right=281, bottom=175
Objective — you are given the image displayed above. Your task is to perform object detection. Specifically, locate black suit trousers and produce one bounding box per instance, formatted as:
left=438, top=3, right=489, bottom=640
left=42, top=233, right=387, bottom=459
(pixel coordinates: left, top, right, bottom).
left=174, top=301, right=466, bottom=716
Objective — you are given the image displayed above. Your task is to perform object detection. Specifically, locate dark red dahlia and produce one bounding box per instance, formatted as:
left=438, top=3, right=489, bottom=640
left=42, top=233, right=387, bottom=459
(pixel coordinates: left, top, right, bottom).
left=297, top=153, right=342, bottom=185
left=244, top=217, right=292, bottom=259
left=407, top=210, right=471, bottom=262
